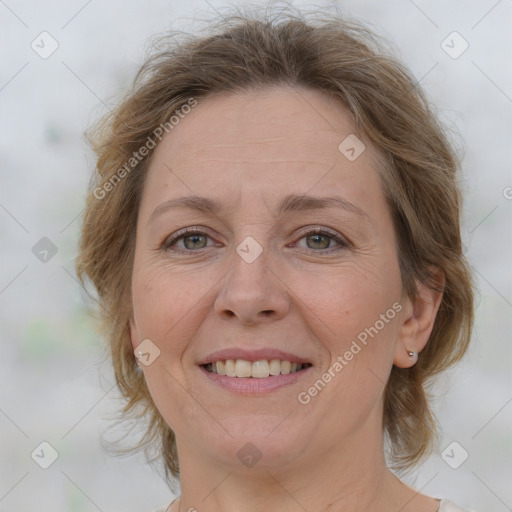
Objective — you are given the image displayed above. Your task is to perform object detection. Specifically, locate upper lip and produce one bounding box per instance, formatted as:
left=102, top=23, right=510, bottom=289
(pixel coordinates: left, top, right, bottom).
left=198, top=348, right=312, bottom=366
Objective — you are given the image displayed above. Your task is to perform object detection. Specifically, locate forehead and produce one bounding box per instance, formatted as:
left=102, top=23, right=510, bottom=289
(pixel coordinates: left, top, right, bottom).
left=141, top=86, right=385, bottom=213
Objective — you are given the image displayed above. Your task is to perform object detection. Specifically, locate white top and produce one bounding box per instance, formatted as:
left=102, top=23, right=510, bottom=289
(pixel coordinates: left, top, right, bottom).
left=155, top=498, right=473, bottom=511
left=439, top=500, right=473, bottom=512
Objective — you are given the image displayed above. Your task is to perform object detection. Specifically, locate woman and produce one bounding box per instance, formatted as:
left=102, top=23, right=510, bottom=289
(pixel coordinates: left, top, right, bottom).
left=77, top=7, right=475, bottom=512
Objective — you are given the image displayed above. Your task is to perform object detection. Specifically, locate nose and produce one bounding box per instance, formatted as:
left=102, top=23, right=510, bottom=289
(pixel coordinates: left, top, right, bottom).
left=214, top=247, right=290, bottom=324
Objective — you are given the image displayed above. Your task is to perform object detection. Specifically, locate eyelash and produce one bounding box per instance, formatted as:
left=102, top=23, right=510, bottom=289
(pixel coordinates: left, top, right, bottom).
left=161, top=227, right=217, bottom=254
left=293, top=227, right=349, bottom=254
left=161, top=226, right=349, bottom=255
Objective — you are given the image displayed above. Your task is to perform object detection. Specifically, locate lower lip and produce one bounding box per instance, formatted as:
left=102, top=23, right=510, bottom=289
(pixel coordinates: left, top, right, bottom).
left=199, top=365, right=313, bottom=394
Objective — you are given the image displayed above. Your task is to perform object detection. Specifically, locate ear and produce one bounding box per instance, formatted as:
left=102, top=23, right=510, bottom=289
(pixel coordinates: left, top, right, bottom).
left=394, top=268, right=445, bottom=368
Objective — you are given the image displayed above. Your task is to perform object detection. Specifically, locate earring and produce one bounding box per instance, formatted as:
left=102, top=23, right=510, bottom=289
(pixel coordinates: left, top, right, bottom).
left=407, top=350, right=418, bottom=364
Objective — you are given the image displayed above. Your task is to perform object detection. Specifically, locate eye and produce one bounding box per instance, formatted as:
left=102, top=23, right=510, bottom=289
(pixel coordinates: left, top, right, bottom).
left=293, top=228, right=349, bottom=253
left=161, top=226, right=348, bottom=254
left=162, top=228, right=216, bottom=253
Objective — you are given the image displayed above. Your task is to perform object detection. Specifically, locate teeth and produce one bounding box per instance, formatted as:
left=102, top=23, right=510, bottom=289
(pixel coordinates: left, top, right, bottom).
left=216, top=360, right=226, bottom=375
left=235, top=359, right=252, bottom=378
left=225, top=359, right=236, bottom=377
left=269, top=359, right=281, bottom=375
left=280, top=360, right=291, bottom=375
left=205, top=359, right=307, bottom=378
left=251, top=360, right=269, bottom=379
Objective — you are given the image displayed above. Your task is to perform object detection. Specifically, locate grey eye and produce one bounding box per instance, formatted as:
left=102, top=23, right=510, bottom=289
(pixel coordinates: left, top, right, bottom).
left=305, top=234, right=332, bottom=250
left=182, top=234, right=208, bottom=250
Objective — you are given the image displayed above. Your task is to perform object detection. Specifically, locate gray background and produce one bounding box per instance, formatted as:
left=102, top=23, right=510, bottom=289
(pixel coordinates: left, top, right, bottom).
left=1, top=0, right=511, bottom=511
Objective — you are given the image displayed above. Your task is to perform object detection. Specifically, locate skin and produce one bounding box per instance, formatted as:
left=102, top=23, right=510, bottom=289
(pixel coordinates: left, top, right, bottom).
left=129, top=86, right=444, bottom=512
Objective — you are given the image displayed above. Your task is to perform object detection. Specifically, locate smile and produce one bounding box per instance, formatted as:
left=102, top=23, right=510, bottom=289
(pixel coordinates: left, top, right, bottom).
left=202, top=359, right=312, bottom=378
left=199, top=358, right=313, bottom=394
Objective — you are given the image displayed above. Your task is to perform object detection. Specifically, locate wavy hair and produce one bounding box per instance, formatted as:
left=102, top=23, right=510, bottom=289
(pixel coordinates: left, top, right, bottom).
left=76, top=6, right=474, bottom=481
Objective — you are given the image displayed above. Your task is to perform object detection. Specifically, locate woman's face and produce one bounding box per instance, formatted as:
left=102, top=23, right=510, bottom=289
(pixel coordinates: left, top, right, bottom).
left=130, top=86, right=411, bottom=470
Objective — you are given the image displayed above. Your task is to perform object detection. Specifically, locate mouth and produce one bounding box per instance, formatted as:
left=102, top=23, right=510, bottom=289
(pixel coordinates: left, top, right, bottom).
left=197, top=348, right=314, bottom=394
left=199, top=356, right=314, bottom=394
left=201, top=359, right=313, bottom=378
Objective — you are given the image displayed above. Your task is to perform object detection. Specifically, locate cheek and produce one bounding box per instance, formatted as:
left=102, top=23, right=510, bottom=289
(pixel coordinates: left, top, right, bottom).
left=291, top=261, right=401, bottom=339
left=287, top=260, right=402, bottom=405
left=130, top=263, right=212, bottom=430
left=130, top=259, right=216, bottom=350
left=294, top=268, right=401, bottom=425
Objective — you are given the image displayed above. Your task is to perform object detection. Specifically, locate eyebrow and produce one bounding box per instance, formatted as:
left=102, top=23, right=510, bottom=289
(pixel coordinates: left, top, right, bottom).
left=148, top=193, right=368, bottom=225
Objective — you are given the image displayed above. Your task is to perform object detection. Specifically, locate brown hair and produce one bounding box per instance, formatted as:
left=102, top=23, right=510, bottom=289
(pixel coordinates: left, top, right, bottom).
left=76, top=6, right=474, bottom=480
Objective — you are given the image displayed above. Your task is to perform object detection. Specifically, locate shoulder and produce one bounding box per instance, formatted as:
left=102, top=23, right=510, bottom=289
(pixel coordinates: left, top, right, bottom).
left=438, top=499, right=476, bottom=512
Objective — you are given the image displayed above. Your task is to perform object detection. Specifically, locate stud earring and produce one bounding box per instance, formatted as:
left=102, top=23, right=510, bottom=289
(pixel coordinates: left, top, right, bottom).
left=407, top=350, right=418, bottom=364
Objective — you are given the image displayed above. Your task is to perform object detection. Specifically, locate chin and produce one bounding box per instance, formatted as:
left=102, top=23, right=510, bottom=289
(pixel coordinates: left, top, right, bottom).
left=196, top=415, right=313, bottom=471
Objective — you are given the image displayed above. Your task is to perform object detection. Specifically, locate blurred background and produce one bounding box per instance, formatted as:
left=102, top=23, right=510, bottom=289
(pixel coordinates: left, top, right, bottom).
left=0, top=0, right=511, bottom=511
